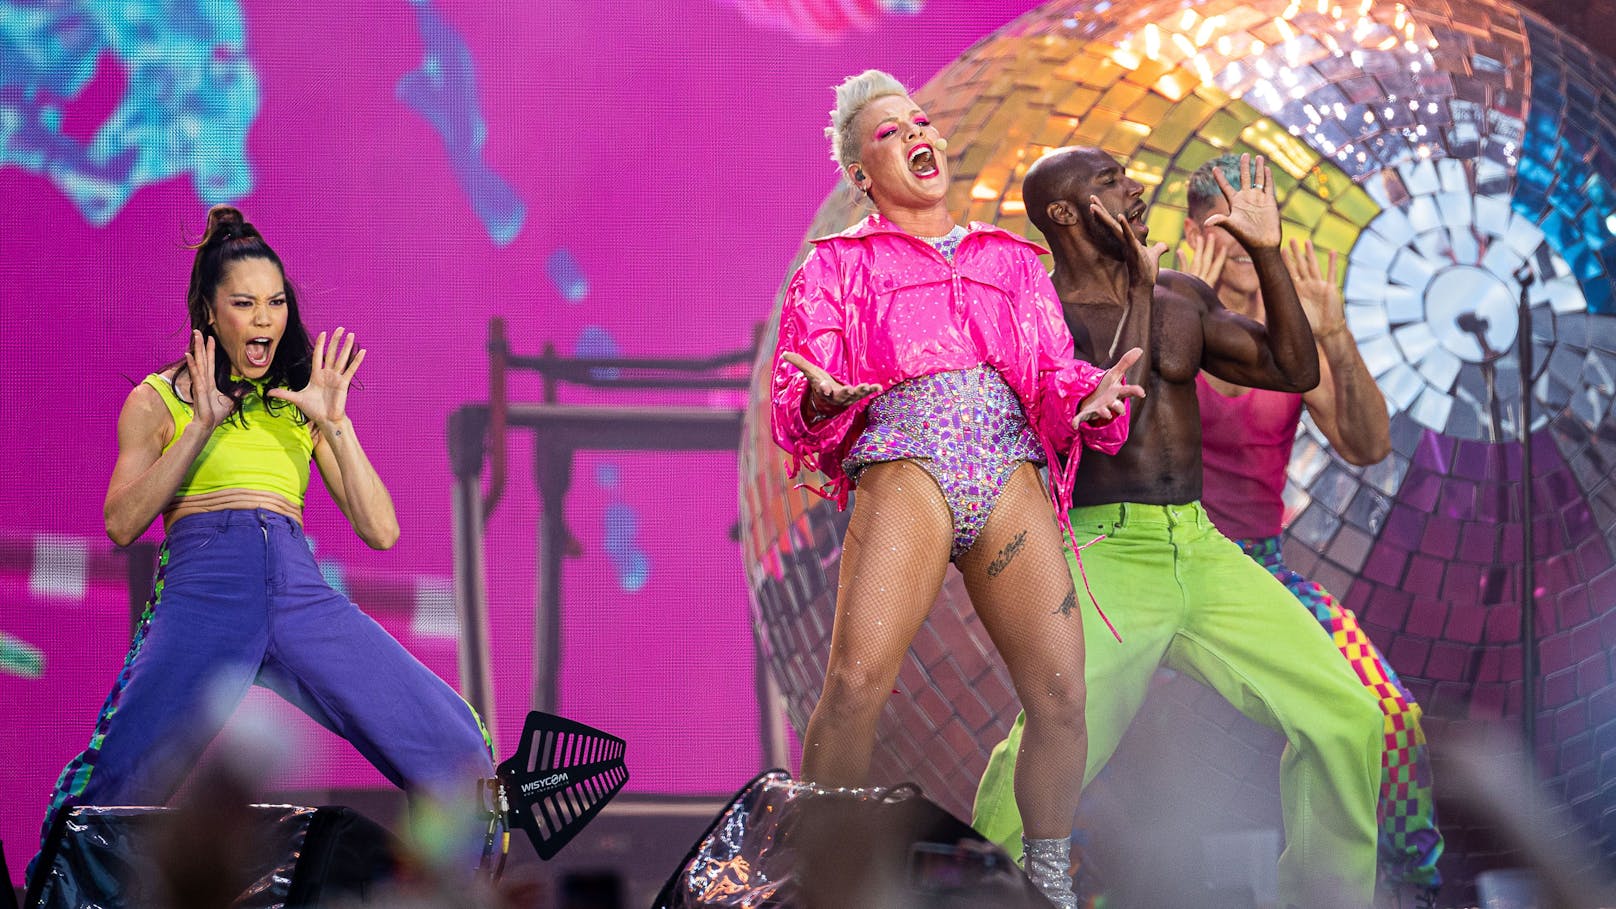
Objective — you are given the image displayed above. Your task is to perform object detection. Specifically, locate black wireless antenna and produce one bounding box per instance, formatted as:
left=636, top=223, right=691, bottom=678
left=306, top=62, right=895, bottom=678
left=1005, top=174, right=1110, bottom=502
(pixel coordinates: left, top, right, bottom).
left=496, top=711, right=629, bottom=860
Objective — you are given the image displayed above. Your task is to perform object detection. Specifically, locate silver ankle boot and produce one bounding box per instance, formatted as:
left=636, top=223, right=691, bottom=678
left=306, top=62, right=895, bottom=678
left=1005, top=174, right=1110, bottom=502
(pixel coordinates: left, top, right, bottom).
left=1022, top=836, right=1077, bottom=909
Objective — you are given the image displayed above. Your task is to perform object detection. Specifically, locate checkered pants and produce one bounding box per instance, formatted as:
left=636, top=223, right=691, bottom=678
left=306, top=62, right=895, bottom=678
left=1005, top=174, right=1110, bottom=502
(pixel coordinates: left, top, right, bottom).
left=1237, top=536, right=1444, bottom=888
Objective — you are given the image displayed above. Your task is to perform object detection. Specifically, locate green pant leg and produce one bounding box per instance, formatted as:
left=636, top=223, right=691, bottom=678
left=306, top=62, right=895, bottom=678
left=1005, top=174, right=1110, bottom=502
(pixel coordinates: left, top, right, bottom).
left=1164, top=511, right=1381, bottom=906
left=971, top=505, right=1184, bottom=859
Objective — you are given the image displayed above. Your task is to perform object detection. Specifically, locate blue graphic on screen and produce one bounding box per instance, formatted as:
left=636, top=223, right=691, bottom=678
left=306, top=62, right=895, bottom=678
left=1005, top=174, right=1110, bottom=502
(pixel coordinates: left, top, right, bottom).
left=1516, top=16, right=1615, bottom=314
left=603, top=502, right=650, bottom=593
left=547, top=248, right=589, bottom=302
left=0, top=630, right=44, bottom=679
left=397, top=0, right=526, bottom=246
left=305, top=534, right=352, bottom=600
left=0, top=0, right=259, bottom=224
left=574, top=325, right=622, bottom=381
left=596, top=464, right=649, bottom=593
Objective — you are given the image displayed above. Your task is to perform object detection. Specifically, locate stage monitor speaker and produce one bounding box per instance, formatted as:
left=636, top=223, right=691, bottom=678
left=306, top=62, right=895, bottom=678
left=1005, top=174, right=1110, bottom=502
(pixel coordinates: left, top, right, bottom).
left=24, top=804, right=399, bottom=909
left=654, top=770, right=1050, bottom=909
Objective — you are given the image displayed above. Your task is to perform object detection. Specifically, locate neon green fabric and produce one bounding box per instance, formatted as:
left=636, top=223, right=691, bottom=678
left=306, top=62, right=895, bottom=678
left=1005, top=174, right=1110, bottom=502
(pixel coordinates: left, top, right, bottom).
left=972, top=501, right=1381, bottom=906
left=144, top=373, right=313, bottom=508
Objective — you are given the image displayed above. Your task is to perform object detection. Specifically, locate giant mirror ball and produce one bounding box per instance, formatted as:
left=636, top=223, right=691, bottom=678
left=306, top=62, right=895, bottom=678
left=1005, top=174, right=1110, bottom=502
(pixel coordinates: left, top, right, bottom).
left=738, top=0, right=1616, bottom=880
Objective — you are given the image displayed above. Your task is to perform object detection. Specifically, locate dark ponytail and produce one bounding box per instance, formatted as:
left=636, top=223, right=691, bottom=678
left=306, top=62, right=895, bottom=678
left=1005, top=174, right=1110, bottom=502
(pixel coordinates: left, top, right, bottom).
left=176, top=205, right=313, bottom=422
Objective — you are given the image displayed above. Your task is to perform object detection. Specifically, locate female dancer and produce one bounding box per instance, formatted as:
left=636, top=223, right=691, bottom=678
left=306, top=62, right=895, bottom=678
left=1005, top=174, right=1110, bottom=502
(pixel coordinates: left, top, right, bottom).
left=772, top=71, right=1143, bottom=909
left=34, top=206, right=494, bottom=872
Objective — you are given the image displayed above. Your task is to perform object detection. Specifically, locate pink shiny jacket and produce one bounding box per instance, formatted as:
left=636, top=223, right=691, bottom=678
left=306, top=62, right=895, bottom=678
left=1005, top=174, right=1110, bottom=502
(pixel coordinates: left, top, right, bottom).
left=769, top=213, right=1129, bottom=550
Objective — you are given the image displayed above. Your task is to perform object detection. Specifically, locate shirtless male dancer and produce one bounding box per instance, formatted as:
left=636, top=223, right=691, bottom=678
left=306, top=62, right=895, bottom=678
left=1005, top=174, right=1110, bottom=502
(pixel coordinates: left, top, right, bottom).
left=972, top=148, right=1382, bottom=907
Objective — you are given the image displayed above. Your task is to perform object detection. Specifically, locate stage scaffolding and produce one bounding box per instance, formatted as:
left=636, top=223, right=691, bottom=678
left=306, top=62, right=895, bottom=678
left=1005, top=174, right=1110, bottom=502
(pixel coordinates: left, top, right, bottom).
left=448, top=318, right=786, bottom=763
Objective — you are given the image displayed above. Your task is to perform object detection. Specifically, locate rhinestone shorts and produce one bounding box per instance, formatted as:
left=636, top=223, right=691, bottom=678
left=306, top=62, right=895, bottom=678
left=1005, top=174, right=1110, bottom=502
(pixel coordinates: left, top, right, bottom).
left=843, top=365, right=1044, bottom=560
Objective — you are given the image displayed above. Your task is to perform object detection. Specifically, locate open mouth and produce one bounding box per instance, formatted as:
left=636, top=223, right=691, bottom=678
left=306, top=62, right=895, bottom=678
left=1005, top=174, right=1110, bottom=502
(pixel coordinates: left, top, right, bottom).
left=244, top=337, right=274, bottom=368
left=907, top=143, right=939, bottom=178
left=1103, top=202, right=1150, bottom=238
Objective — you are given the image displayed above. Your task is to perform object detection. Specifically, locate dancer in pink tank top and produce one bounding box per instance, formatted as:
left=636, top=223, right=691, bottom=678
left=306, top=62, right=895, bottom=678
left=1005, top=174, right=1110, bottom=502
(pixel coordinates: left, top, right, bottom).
left=1196, top=375, right=1301, bottom=541
left=1185, top=153, right=1443, bottom=901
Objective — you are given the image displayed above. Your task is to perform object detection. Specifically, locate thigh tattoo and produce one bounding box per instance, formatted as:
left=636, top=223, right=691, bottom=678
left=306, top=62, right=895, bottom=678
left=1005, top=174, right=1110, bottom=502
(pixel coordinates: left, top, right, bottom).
left=987, top=529, right=1029, bottom=578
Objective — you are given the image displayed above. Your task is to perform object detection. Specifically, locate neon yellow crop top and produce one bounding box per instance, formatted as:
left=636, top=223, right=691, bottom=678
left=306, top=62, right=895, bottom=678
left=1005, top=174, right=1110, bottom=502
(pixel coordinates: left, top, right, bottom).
left=144, top=373, right=315, bottom=509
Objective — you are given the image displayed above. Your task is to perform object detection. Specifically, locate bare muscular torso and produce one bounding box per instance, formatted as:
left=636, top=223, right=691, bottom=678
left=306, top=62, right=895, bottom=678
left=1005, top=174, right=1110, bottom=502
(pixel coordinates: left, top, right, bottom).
left=1063, top=269, right=1215, bottom=506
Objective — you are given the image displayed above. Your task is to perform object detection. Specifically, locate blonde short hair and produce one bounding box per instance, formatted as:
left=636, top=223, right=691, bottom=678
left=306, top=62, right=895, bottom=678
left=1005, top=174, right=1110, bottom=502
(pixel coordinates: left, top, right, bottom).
left=825, top=69, right=910, bottom=169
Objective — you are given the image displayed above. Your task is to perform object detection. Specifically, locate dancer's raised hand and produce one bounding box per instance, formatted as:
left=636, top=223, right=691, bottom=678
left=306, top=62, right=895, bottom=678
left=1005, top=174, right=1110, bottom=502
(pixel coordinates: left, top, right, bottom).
left=781, top=352, right=882, bottom=421
left=1204, top=153, right=1281, bottom=250
left=1283, top=238, right=1348, bottom=338
left=183, top=330, right=236, bottom=433
left=1177, top=231, right=1229, bottom=287
left=1074, top=347, right=1146, bottom=426
left=267, top=327, right=366, bottom=426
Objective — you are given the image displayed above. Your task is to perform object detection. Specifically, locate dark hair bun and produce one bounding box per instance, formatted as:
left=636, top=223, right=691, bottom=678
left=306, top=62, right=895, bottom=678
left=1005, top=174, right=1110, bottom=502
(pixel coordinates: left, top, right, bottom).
left=196, top=204, right=252, bottom=248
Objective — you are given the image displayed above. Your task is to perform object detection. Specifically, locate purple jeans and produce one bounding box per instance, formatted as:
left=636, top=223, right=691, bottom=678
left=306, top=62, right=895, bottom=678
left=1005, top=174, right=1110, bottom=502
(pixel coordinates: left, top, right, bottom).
left=36, top=509, right=493, bottom=856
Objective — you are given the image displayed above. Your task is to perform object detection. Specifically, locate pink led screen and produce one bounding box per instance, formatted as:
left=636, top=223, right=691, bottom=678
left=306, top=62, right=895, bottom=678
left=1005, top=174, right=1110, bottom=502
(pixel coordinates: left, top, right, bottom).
left=0, top=0, right=1043, bottom=883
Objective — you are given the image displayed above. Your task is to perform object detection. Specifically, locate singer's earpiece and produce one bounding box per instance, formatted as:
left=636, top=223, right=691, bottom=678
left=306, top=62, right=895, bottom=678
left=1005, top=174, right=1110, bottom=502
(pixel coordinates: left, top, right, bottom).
left=851, top=167, right=865, bottom=184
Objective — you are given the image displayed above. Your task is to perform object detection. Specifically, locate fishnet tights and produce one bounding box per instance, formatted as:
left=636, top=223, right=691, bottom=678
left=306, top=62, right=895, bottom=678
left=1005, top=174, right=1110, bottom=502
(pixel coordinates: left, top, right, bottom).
left=800, top=460, right=1086, bottom=839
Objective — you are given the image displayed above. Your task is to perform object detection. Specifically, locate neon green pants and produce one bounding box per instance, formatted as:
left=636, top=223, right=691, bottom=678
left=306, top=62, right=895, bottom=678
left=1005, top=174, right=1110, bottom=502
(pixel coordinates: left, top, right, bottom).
left=972, top=502, right=1381, bottom=906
